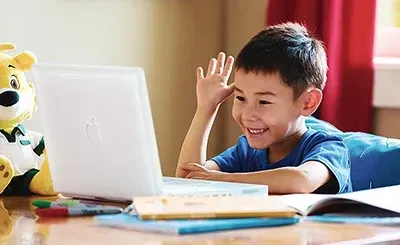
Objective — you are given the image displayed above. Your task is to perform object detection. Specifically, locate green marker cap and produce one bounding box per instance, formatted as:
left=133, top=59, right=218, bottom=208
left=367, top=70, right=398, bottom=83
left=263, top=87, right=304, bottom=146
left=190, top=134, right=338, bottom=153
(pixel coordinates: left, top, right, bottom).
left=32, top=200, right=52, bottom=208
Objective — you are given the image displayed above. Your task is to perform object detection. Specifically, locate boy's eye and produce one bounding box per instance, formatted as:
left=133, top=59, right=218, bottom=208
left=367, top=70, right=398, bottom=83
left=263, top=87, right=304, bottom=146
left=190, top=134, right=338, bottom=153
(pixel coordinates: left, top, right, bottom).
left=235, top=96, right=245, bottom=102
left=259, top=100, right=272, bottom=105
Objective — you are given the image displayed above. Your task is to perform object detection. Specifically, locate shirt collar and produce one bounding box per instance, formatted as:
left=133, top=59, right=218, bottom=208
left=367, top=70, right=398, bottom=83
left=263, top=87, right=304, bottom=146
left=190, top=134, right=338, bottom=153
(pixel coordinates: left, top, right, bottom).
left=0, top=124, right=26, bottom=143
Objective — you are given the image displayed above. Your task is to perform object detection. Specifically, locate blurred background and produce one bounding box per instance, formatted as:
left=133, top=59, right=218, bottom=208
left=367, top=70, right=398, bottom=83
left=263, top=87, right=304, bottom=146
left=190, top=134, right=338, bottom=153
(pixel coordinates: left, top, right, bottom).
left=1, top=0, right=399, bottom=176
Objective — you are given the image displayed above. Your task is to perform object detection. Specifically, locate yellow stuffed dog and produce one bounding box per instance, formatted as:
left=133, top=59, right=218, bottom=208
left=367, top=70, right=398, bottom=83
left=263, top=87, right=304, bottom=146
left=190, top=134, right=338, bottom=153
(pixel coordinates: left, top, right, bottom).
left=0, top=43, right=55, bottom=196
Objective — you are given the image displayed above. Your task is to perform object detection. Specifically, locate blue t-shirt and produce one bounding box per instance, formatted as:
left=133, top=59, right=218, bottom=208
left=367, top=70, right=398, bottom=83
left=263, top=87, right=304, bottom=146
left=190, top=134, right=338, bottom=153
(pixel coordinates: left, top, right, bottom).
left=211, top=128, right=352, bottom=194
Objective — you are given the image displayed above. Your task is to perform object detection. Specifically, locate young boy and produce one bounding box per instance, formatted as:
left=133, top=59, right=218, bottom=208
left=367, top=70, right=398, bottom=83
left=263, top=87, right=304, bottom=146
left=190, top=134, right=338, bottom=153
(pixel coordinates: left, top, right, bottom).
left=175, top=22, right=352, bottom=194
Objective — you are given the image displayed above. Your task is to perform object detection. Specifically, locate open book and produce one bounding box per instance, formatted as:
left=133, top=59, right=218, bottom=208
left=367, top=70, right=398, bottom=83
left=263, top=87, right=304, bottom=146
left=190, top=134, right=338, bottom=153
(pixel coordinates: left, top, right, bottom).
left=280, top=185, right=400, bottom=224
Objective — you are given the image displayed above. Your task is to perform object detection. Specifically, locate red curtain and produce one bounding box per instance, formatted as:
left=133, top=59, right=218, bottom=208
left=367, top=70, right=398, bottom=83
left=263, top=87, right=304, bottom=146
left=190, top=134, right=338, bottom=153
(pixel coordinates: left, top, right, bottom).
left=267, top=0, right=376, bottom=132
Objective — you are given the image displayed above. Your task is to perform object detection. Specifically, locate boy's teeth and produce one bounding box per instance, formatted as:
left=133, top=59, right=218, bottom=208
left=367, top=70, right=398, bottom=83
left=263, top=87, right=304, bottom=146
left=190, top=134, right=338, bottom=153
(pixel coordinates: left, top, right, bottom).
left=249, top=128, right=266, bottom=134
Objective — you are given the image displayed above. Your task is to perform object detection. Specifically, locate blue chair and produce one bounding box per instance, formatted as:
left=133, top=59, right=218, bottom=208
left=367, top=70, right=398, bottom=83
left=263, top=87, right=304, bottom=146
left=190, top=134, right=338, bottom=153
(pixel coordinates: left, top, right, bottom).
left=305, top=116, right=400, bottom=191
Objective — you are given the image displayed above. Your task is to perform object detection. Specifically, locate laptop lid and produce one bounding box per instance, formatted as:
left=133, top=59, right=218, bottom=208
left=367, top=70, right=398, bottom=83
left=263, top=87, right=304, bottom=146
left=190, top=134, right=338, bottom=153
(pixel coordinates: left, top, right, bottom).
left=32, top=63, right=163, bottom=201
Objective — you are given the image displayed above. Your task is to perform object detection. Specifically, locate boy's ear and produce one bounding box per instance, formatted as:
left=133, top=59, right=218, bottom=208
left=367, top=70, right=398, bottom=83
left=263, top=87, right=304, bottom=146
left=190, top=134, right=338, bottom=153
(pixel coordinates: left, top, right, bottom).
left=300, top=88, right=322, bottom=116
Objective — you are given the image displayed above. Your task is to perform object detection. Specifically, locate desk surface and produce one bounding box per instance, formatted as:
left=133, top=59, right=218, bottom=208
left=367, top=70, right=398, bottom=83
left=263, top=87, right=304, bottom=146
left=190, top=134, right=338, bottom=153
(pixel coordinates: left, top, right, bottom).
left=1, top=196, right=400, bottom=245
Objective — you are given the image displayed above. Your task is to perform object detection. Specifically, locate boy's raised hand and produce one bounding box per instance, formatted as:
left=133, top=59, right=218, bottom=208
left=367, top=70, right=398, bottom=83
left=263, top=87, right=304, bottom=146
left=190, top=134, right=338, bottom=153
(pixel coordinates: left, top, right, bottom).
left=196, top=52, right=234, bottom=110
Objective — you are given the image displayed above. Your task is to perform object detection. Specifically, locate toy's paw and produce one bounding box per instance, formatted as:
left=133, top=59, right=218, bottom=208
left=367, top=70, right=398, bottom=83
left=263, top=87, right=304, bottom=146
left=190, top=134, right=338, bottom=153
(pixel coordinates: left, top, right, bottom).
left=29, top=154, right=57, bottom=196
left=33, top=224, right=50, bottom=242
left=0, top=156, right=14, bottom=195
left=0, top=201, right=13, bottom=245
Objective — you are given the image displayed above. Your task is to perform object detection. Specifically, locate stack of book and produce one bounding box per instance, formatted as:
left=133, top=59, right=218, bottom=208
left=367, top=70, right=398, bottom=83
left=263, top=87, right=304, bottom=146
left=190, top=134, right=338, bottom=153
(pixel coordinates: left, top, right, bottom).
left=95, top=185, right=400, bottom=234
left=95, top=196, right=300, bottom=234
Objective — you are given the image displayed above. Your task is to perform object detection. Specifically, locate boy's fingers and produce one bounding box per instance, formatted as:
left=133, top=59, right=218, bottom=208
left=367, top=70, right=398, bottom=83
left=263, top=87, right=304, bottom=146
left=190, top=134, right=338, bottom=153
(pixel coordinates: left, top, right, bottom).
left=187, top=172, right=205, bottom=179
left=190, top=164, right=206, bottom=172
left=222, top=56, right=234, bottom=81
left=180, top=163, right=196, bottom=170
left=191, top=174, right=208, bottom=180
left=181, top=163, right=206, bottom=172
left=186, top=171, right=202, bottom=179
left=227, top=82, right=235, bottom=92
left=216, top=52, right=226, bottom=75
left=197, top=67, right=204, bottom=80
left=193, top=163, right=207, bottom=171
left=206, top=58, right=217, bottom=77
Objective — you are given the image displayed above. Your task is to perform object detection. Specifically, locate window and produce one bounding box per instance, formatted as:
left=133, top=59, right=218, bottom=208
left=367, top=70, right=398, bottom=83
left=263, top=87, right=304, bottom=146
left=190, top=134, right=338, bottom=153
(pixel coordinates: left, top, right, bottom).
left=375, top=0, right=400, bottom=57
left=373, top=0, right=400, bottom=109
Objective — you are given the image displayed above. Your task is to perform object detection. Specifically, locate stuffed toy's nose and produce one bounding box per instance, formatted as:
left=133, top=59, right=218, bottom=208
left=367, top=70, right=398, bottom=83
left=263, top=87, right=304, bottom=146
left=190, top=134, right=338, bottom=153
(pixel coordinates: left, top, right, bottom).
left=0, top=91, right=19, bottom=107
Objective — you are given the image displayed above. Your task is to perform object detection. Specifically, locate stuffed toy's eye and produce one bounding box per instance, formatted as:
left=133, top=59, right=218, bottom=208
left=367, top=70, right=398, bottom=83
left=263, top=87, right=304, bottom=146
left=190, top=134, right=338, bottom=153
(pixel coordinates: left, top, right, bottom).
left=10, top=75, right=20, bottom=89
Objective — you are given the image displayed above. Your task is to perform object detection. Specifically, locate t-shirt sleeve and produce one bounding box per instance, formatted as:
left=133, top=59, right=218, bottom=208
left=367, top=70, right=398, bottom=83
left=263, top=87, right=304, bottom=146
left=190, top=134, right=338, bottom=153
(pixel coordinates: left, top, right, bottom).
left=302, top=133, right=351, bottom=194
left=210, top=135, right=255, bottom=173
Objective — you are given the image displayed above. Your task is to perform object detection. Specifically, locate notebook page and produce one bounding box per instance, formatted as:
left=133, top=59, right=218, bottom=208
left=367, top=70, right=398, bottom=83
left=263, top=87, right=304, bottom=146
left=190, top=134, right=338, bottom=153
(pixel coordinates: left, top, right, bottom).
left=279, top=194, right=335, bottom=215
left=337, top=185, right=400, bottom=214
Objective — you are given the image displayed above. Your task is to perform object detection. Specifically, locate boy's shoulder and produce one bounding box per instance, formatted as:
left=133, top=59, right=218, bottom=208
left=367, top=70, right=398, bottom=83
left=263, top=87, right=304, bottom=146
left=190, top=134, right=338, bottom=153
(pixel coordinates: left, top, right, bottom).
left=305, top=127, right=345, bottom=140
left=299, top=127, right=347, bottom=150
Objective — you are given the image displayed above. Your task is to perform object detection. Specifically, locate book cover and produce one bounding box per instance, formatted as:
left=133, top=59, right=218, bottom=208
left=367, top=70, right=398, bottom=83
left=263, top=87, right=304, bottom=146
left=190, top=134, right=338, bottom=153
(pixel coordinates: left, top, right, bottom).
left=132, top=196, right=296, bottom=220
left=94, top=213, right=301, bottom=234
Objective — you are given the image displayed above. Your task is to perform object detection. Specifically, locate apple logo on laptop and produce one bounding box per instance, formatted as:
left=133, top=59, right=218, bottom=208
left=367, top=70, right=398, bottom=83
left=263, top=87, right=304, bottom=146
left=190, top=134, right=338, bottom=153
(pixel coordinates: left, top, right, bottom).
left=85, top=117, right=103, bottom=144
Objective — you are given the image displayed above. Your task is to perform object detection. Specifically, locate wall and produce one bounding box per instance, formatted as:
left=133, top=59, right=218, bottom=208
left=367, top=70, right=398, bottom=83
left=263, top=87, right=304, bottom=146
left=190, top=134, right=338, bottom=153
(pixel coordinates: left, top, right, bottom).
left=372, top=58, right=400, bottom=138
left=373, top=108, right=400, bottom=138
left=144, top=1, right=226, bottom=175
left=373, top=0, right=400, bottom=138
left=222, top=0, right=268, bottom=146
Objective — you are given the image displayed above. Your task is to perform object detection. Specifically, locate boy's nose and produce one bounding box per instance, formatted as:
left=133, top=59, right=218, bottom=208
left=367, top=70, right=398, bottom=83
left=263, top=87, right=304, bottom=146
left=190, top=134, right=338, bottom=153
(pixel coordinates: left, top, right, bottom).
left=0, top=91, right=19, bottom=107
left=242, top=106, right=259, bottom=121
left=242, top=114, right=259, bottom=122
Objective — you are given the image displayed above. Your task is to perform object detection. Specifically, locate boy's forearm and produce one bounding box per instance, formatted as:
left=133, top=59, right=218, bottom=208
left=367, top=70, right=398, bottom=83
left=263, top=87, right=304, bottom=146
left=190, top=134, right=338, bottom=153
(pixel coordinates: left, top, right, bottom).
left=176, top=107, right=218, bottom=177
left=220, top=167, right=316, bottom=194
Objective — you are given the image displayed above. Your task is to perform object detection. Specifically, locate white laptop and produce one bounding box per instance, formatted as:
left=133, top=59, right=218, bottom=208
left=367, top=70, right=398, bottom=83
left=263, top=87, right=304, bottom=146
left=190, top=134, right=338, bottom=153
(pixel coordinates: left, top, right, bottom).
left=31, top=63, right=268, bottom=201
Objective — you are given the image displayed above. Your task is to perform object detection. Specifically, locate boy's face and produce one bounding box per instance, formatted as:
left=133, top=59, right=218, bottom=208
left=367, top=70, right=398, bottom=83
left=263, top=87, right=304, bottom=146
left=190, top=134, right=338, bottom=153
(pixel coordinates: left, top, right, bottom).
left=232, top=70, right=305, bottom=150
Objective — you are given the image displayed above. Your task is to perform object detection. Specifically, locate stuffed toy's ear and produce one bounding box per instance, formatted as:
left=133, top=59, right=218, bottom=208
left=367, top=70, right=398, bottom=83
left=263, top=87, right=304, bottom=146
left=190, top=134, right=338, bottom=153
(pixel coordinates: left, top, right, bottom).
left=0, top=43, right=15, bottom=52
left=13, top=51, right=37, bottom=71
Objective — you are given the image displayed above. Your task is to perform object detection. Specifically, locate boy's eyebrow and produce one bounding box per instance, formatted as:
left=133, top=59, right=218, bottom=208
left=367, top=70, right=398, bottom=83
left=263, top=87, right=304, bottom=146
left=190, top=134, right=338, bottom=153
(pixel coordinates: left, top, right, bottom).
left=255, top=91, right=276, bottom=96
left=8, top=64, right=15, bottom=69
left=234, top=86, right=244, bottom=93
left=234, top=86, right=276, bottom=96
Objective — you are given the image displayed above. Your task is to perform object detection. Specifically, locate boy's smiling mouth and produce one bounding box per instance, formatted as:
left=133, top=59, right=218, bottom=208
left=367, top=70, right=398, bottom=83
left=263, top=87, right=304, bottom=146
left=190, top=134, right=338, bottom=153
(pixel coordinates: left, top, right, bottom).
left=247, top=127, right=268, bottom=135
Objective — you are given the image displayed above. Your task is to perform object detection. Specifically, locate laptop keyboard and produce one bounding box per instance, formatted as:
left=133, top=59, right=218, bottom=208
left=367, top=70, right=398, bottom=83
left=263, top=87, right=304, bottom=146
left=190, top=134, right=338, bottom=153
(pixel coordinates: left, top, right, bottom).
left=162, top=177, right=239, bottom=197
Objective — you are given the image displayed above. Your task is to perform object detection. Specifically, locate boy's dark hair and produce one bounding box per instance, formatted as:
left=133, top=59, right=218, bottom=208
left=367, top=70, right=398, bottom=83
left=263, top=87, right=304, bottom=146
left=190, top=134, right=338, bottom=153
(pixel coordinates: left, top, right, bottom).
left=235, top=22, right=328, bottom=99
